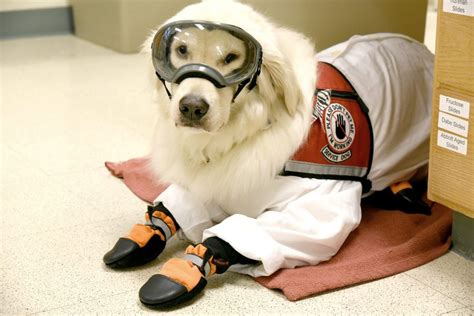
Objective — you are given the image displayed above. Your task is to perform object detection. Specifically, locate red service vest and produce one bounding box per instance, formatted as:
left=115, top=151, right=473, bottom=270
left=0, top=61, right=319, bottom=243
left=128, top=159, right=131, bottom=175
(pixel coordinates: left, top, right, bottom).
left=284, top=62, right=374, bottom=193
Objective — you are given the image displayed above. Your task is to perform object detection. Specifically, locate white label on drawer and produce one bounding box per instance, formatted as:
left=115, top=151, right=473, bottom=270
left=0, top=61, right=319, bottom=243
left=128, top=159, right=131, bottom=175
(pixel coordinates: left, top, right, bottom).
left=438, top=111, right=469, bottom=137
left=443, top=0, right=474, bottom=16
left=438, top=130, right=468, bottom=155
left=440, top=94, right=470, bottom=119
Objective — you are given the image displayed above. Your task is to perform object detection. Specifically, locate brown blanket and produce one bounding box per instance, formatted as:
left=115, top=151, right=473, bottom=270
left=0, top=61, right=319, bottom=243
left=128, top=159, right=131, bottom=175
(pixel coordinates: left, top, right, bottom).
left=105, top=158, right=452, bottom=301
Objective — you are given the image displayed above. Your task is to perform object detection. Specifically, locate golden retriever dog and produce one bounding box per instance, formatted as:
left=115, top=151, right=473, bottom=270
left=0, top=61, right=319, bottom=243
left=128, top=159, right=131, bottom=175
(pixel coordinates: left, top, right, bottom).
left=103, top=0, right=433, bottom=308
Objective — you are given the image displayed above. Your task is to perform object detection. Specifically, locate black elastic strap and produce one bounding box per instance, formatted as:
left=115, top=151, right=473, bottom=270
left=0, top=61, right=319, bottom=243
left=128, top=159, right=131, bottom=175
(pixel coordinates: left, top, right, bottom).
left=231, top=78, right=250, bottom=103
left=203, top=236, right=257, bottom=274
left=156, top=72, right=172, bottom=99
left=315, top=88, right=370, bottom=114
left=147, top=202, right=180, bottom=231
left=248, top=56, right=262, bottom=91
left=231, top=55, right=261, bottom=103
left=284, top=170, right=373, bottom=194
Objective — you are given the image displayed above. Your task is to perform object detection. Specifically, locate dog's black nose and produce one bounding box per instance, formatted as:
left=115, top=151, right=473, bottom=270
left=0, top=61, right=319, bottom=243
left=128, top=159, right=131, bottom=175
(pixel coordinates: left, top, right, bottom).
left=179, top=95, right=209, bottom=121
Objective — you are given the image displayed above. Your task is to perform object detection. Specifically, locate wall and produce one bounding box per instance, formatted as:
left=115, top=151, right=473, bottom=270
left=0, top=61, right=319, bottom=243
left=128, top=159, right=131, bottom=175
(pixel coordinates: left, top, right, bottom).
left=0, top=0, right=70, bottom=12
left=0, top=0, right=73, bottom=38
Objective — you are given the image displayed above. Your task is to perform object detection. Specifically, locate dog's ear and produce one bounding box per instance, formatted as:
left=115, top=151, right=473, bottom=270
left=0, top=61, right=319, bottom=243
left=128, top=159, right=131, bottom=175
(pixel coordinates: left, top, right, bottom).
left=260, top=52, right=302, bottom=116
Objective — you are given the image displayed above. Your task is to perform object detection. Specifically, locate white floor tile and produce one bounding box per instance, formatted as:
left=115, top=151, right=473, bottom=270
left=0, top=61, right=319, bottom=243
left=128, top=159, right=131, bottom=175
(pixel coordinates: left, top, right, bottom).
left=285, top=274, right=463, bottom=315
left=406, top=252, right=474, bottom=307
left=2, top=147, right=146, bottom=238
left=2, top=53, right=154, bottom=174
left=442, top=307, right=474, bottom=315
left=6, top=120, right=149, bottom=175
left=1, top=218, right=187, bottom=314
left=2, top=145, right=49, bottom=184
left=30, top=266, right=465, bottom=315
left=1, top=37, right=157, bottom=148
left=51, top=167, right=149, bottom=214
left=35, top=291, right=149, bottom=315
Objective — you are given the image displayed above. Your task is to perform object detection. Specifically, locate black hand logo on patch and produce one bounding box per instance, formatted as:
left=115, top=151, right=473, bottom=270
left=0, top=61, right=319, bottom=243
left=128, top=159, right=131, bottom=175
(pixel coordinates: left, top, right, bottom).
left=335, top=113, right=347, bottom=140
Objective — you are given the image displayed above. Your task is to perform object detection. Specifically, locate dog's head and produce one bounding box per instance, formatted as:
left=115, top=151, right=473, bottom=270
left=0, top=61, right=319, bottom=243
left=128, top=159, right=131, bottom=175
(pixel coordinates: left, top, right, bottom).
left=146, top=0, right=308, bottom=135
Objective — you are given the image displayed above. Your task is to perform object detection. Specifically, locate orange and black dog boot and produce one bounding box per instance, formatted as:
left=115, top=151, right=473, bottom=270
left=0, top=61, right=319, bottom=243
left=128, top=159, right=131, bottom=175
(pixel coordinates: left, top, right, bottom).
left=390, top=181, right=431, bottom=215
left=103, top=203, right=178, bottom=268
left=363, top=181, right=431, bottom=215
left=139, top=244, right=216, bottom=309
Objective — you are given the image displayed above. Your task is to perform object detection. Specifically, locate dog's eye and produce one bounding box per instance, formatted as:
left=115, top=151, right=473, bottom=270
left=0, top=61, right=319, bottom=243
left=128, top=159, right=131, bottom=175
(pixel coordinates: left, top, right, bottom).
left=176, top=45, right=188, bottom=57
left=224, top=53, right=239, bottom=65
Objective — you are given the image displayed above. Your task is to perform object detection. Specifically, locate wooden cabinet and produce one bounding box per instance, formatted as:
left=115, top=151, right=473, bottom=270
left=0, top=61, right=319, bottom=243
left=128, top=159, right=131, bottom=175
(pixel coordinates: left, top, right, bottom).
left=428, top=0, right=474, bottom=218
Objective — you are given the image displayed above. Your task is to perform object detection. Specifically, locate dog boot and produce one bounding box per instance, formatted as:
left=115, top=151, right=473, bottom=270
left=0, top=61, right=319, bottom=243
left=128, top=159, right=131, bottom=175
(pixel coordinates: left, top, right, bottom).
left=390, top=182, right=432, bottom=215
left=139, top=244, right=216, bottom=309
left=103, top=203, right=178, bottom=268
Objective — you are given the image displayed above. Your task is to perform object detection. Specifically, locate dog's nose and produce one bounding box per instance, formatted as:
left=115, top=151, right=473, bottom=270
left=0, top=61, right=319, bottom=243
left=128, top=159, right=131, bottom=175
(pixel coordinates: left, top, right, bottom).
left=179, top=95, right=209, bottom=121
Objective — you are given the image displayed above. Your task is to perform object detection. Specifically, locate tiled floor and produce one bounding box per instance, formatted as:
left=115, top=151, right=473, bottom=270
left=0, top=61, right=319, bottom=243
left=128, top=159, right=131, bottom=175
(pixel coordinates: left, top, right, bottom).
left=1, top=9, right=473, bottom=316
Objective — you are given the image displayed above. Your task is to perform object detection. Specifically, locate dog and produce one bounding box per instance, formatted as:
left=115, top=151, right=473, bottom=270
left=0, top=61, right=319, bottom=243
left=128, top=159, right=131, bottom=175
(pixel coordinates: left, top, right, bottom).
left=103, top=0, right=433, bottom=308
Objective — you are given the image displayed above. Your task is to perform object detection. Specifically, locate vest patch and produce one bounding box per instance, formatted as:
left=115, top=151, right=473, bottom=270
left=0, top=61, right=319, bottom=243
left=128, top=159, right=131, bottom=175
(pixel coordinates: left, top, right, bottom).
left=284, top=62, right=374, bottom=192
left=322, top=102, right=356, bottom=162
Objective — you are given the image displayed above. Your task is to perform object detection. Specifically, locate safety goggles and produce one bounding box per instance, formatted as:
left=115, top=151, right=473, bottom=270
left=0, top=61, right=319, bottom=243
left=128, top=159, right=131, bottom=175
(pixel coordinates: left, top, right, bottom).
left=151, top=20, right=263, bottom=101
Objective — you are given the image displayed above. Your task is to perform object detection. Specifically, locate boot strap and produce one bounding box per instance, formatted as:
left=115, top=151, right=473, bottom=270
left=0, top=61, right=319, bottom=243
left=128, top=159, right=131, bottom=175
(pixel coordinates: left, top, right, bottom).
left=145, top=217, right=172, bottom=240
left=184, top=253, right=212, bottom=277
left=146, top=205, right=173, bottom=240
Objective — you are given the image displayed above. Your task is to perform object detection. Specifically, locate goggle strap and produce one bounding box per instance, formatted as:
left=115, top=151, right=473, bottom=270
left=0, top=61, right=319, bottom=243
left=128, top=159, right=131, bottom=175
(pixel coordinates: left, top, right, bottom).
left=156, top=72, right=172, bottom=99
left=231, top=55, right=262, bottom=103
left=248, top=56, right=262, bottom=91
left=232, top=78, right=250, bottom=103
left=232, top=66, right=260, bottom=103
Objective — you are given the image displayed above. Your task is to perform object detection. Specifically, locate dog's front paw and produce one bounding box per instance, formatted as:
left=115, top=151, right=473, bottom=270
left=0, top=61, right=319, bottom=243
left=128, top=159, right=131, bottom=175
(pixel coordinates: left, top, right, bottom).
left=104, top=203, right=179, bottom=269
left=139, top=244, right=215, bottom=309
left=103, top=224, right=166, bottom=268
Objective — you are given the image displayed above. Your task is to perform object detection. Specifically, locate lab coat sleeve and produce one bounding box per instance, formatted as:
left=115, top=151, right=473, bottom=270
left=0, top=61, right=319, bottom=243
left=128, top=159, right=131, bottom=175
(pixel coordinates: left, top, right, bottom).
left=202, top=179, right=363, bottom=277
left=154, top=184, right=227, bottom=244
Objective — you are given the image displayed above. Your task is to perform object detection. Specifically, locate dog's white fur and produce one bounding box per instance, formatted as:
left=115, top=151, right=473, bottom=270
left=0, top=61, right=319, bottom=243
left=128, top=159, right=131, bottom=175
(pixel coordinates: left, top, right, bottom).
left=145, top=0, right=316, bottom=212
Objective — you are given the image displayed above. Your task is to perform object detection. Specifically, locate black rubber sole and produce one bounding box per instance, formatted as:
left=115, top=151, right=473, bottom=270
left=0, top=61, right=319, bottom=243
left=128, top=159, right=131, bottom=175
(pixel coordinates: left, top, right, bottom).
left=140, top=277, right=207, bottom=309
left=104, top=235, right=165, bottom=269
left=105, top=252, right=155, bottom=269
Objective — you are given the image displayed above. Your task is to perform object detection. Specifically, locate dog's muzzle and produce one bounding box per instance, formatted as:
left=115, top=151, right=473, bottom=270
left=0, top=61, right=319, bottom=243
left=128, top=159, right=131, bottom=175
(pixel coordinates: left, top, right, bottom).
left=151, top=20, right=262, bottom=102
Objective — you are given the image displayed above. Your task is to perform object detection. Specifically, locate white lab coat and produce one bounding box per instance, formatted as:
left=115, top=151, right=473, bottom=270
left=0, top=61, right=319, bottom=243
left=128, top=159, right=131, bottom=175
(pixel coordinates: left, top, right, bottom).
left=154, top=34, right=434, bottom=277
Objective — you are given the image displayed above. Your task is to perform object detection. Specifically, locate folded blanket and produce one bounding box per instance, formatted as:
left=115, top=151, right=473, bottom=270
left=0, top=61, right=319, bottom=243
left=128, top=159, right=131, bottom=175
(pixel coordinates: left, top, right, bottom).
left=105, top=157, right=452, bottom=301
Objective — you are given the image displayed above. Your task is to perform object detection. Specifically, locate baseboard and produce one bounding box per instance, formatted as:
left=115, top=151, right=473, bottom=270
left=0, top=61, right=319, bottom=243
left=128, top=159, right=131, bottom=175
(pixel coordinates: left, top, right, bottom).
left=452, top=211, right=474, bottom=261
left=0, top=7, right=74, bottom=39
